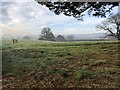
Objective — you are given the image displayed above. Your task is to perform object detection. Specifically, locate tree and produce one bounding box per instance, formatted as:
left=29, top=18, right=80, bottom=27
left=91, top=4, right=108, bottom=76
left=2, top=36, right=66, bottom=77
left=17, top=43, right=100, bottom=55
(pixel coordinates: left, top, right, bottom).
left=66, top=35, right=74, bottom=41
left=35, top=1, right=118, bottom=20
left=23, top=36, right=31, bottom=40
left=38, top=27, right=55, bottom=41
left=56, top=35, right=65, bottom=41
left=96, top=14, right=120, bottom=40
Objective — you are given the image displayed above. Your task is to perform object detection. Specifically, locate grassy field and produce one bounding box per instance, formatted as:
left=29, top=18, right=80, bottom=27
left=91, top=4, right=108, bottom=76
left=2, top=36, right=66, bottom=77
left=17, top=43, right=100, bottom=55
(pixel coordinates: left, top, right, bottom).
left=2, top=40, right=120, bottom=88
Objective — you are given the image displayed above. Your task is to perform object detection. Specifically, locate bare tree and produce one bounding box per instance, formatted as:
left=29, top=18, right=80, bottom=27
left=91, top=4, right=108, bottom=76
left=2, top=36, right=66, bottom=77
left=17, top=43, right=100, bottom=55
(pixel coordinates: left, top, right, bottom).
left=96, top=14, right=120, bottom=40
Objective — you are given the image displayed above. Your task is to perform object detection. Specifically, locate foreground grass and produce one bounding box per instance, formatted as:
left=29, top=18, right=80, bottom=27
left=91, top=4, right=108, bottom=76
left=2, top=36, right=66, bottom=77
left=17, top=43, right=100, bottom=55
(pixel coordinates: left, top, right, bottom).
left=2, top=40, right=120, bottom=88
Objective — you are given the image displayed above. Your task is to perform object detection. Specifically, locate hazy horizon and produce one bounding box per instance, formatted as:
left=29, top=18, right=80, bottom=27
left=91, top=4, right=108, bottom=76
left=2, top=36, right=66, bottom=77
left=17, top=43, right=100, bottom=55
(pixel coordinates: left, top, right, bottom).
left=1, top=0, right=118, bottom=39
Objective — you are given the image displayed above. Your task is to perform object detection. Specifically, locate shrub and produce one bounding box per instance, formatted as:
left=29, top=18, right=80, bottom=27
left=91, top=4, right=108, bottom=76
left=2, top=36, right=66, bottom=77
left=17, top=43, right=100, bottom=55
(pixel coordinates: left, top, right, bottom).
left=74, top=69, right=94, bottom=80
left=56, top=68, right=69, bottom=77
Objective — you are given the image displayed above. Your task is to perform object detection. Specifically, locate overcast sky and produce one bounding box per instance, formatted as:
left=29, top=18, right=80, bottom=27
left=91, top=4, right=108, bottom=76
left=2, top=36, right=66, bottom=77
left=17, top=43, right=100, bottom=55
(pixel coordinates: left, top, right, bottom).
left=0, top=0, right=118, bottom=38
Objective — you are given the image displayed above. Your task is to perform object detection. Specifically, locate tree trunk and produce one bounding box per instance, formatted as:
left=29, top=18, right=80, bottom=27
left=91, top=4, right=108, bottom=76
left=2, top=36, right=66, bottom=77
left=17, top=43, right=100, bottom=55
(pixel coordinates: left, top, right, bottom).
left=118, top=31, right=120, bottom=40
left=117, top=30, right=120, bottom=66
left=116, top=24, right=120, bottom=40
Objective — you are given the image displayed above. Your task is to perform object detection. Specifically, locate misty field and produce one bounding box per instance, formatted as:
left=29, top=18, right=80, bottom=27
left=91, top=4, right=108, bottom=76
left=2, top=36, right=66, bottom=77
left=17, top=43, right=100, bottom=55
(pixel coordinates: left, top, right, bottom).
left=2, top=40, right=120, bottom=88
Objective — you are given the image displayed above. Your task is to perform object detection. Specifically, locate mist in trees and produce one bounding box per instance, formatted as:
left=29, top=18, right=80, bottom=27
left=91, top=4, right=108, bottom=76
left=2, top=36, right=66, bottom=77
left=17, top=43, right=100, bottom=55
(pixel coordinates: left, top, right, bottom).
left=23, top=36, right=31, bottom=40
left=56, top=35, right=65, bottom=41
left=38, top=27, right=67, bottom=41
left=36, top=1, right=119, bottom=41
left=38, top=27, right=55, bottom=41
left=66, top=35, right=74, bottom=41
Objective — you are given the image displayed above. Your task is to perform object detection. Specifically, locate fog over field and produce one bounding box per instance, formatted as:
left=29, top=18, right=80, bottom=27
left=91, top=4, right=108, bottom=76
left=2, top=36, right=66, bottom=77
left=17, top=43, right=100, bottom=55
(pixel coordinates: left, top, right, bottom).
left=1, top=0, right=118, bottom=40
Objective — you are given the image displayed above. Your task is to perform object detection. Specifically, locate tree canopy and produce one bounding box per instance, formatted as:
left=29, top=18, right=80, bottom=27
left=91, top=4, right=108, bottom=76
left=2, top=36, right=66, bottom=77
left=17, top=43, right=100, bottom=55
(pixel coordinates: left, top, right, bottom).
left=35, top=1, right=118, bottom=20
left=66, top=35, right=74, bottom=41
left=38, top=27, right=55, bottom=41
left=56, top=35, right=65, bottom=41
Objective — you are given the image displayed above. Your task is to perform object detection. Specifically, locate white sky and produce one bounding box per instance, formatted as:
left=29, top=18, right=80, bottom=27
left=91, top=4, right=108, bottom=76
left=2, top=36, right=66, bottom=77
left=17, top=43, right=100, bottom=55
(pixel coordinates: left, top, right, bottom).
left=0, top=0, right=118, bottom=38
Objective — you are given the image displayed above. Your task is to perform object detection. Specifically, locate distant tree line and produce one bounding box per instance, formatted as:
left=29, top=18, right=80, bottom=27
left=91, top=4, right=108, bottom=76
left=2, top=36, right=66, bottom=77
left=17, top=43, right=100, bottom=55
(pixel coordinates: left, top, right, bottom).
left=35, top=1, right=119, bottom=40
left=23, top=36, right=31, bottom=40
left=38, top=27, right=74, bottom=41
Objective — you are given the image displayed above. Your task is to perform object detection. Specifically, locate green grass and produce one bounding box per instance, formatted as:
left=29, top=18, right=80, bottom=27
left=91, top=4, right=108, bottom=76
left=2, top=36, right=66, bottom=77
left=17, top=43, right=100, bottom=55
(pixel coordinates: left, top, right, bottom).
left=74, top=68, right=95, bottom=80
left=2, top=40, right=119, bottom=88
left=90, top=60, right=107, bottom=66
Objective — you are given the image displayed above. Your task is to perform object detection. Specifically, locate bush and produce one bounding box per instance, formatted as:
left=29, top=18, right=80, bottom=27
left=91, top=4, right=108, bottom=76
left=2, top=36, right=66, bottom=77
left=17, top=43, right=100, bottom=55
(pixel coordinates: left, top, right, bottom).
left=56, top=68, right=69, bottom=77
left=74, top=69, right=94, bottom=80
